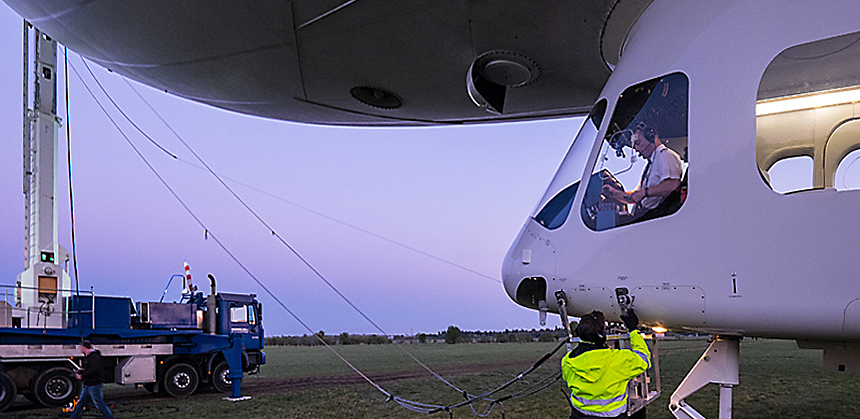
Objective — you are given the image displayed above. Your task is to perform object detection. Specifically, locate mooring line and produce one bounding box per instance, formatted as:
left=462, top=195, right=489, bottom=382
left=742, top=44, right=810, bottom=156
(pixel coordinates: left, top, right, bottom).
left=68, top=53, right=568, bottom=417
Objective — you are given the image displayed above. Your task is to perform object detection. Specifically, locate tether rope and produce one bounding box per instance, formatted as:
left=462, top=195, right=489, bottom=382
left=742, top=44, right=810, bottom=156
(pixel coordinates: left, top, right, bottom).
left=119, top=77, right=499, bottom=285
left=66, top=56, right=396, bottom=398
left=67, top=52, right=568, bottom=416
left=76, top=59, right=480, bottom=396
left=62, top=45, right=83, bottom=338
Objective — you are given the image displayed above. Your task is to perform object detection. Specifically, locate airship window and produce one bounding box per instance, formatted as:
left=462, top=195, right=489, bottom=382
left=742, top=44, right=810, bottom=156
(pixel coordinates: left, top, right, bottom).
left=835, top=147, right=860, bottom=191
left=581, top=73, right=689, bottom=231
left=535, top=182, right=579, bottom=229
left=767, top=156, right=814, bottom=193
left=757, top=31, right=860, bottom=194
left=533, top=100, right=607, bottom=230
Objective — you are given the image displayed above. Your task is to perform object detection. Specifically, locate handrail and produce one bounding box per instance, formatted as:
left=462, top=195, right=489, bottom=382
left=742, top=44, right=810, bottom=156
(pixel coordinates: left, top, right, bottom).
left=0, top=284, right=96, bottom=329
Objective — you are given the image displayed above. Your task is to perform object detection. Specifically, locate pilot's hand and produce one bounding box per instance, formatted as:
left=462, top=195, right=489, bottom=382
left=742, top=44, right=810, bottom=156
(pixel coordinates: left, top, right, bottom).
left=621, top=308, right=639, bottom=331
left=602, top=184, right=620, bottom=199
left=631, top=188, right=646, bottom=203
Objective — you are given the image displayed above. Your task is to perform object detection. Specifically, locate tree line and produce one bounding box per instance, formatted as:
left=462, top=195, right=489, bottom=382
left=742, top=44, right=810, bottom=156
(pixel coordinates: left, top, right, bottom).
left=264, top=325, right=575, bottom=346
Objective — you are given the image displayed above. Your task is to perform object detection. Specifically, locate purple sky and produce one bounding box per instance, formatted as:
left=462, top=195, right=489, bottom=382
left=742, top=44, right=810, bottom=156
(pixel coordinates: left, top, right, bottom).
left=0, top=3, right=584, bottom=336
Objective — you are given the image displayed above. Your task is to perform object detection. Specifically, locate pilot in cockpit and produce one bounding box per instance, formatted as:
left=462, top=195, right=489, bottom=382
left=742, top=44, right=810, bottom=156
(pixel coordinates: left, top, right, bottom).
left=602, top=121, right=683, bottom=220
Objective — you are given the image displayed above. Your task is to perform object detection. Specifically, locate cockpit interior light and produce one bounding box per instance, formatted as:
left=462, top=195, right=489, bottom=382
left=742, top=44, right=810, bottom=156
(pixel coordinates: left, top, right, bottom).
left=756, top=86, right=860, bottom=116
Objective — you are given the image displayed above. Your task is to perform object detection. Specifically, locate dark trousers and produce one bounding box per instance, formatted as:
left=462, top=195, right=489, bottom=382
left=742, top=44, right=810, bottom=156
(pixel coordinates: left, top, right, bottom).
left=70, top=384, right=114, bottom=419
left=570, top=407, right=645, bottom=419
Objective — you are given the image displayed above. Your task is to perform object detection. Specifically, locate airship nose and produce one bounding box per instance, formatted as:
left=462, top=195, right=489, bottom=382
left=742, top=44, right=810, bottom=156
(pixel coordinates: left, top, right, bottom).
left=502, top=220, right=556, bottom=309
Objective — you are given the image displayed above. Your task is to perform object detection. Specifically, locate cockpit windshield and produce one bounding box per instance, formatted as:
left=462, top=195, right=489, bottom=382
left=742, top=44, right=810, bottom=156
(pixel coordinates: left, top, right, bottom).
left=581, top=73, right=689, bottom=231
left=533, top=100, right=607, bottom=230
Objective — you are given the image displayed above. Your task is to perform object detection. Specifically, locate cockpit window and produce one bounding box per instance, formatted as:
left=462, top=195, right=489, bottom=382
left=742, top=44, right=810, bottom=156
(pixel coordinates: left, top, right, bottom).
left=757, top=31, right=860, bottom=193
left=581, top=73, right=689, bottom=231
left=535, top=182, right=579, bottom=229
left=533, top=100, right=607, bottom=230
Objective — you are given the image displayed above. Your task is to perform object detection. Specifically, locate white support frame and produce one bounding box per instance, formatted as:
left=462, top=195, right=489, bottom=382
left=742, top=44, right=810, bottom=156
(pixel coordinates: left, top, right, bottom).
left=669, top=336, right=740, bottom=419
left=16, top=23, right=71, bottom=328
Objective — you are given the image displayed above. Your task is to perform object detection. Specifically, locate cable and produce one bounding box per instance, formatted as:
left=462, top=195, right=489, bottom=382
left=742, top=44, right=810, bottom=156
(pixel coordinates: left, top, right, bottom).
left=297, top=0, right=361, bottom=29
left=70, top=54, right=568, bottom=417
left=62, top=46, right=83, bottom=338
left=119, top=77, right=499, bottom=284
left=108, top=68, right=494, bottom=395
left=65, top=57, right=397, bottom=399
left=429, top=338, right=569, bottom=414
left=79, top=60, right=178, bottom=160
left=77, top=52, right=472, bottom=396
left=190, top=159, right=499, bottom=283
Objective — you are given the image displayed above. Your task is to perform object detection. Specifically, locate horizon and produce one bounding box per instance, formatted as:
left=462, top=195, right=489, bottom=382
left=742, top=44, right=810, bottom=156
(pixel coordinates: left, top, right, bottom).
left=0, top=3, right=585, bottom=336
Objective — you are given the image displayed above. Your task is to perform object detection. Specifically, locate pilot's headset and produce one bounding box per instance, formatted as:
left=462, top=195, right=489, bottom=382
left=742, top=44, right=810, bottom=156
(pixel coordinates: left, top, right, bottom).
left=634, top=120, right=657, bottom=144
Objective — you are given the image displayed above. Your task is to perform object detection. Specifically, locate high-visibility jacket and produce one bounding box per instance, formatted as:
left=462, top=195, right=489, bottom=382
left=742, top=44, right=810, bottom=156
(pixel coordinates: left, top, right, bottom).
left=561, top=331, right=651, bottom=418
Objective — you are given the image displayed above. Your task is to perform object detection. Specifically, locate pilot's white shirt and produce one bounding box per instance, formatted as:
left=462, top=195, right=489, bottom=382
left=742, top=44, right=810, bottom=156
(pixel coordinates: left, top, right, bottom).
left=640, top=144, right=683, bottom=210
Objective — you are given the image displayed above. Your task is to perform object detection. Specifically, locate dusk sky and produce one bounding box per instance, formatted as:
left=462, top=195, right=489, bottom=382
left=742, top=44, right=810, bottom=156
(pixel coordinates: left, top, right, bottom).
left=0, top=3, right=584, bottom=336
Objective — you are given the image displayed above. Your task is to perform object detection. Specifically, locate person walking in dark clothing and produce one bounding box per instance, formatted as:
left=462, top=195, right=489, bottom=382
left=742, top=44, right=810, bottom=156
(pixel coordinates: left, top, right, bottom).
left=70, top=340, right=114, bottom=419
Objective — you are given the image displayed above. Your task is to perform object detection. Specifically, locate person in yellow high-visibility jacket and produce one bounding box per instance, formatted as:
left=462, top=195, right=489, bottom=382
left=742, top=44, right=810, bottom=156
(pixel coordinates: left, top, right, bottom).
left=562, top=309, right=650, bottom=419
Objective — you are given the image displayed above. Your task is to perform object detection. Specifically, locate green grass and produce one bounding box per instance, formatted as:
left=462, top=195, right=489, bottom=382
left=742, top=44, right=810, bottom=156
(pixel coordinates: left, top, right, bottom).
left=7, top=339, right=860, bottom=418
left=256, top=342, right=567, bottom=378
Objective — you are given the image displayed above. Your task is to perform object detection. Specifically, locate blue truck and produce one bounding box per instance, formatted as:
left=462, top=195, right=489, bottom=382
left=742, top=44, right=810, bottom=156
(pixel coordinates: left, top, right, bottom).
left=0, top=278, right=265, bottom=412
left=0, top=21, right=267, bottom=414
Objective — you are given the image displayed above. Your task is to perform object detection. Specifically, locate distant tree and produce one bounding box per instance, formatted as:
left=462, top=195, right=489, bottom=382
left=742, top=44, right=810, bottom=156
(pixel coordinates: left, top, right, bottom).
left=367, top=334, right=389, bottom=344
left=507, top=333, right=518, bottom=343
left=495, top=333, right=507, bottom=343
left=445, top=326, right=462, bottom=344
left=418, top=333, right=427, bottom=344
left=539, top=331, right=557, bottom=342
left=339, top=332, right=352, bottom=345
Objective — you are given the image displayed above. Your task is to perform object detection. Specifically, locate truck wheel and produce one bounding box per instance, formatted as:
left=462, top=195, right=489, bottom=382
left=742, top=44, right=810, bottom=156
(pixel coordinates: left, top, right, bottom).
left=31, top=367, right=79, bottom=407
left=163, top=363, right=198, bottom=397
left=211, top=362, right=231, bottom=393
left=0, top=372, right=17, bottom=412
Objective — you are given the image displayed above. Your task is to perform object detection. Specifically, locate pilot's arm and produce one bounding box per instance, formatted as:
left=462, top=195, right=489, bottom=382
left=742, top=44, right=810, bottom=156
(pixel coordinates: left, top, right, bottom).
left=602, top=184, right=638, bottom=204
left=603, top=180, right=679, bottom=205
left=628, top=177, right=681, bottom=203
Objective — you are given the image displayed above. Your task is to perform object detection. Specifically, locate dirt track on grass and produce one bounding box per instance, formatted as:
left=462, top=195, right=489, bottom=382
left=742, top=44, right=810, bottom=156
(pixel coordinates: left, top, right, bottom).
left=5, top=341, right=709, bottom=416
left=246, top=359, right=539, bottom=392
left=4, top=359, right=542, bottom=416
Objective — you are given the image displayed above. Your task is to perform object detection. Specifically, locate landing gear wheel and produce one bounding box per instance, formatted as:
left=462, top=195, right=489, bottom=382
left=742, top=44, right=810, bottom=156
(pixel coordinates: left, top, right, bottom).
left=163, top=363, right=198, bottom=397
left=31, top=366, right=80, bottom=407
left=211, top=362, right=231, bottom=393
left=0, top=372, right=17, bottom=412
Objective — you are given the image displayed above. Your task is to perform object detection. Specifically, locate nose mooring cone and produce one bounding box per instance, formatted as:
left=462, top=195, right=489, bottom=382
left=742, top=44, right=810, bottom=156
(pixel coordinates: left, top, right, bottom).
left=467, top=51, right=539, bottom=114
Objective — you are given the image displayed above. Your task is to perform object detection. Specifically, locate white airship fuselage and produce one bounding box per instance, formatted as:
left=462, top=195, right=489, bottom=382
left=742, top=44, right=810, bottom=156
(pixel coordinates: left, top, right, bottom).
left=503, top=0, right=860, bottom=347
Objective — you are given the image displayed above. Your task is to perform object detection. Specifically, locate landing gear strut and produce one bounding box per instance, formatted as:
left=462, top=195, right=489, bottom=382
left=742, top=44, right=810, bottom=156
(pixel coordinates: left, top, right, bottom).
left=555, top=291, right=574, bottom=352
left=670, top=336, right=740, bottom=419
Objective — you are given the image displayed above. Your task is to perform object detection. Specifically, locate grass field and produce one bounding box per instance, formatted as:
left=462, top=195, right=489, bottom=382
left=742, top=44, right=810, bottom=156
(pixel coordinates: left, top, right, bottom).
left=7, top=338, right=860, bottom=418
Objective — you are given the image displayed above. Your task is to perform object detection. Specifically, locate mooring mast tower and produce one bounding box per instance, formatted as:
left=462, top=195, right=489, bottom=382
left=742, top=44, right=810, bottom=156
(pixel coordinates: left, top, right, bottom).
left=15, top=23, right=70, bottom=328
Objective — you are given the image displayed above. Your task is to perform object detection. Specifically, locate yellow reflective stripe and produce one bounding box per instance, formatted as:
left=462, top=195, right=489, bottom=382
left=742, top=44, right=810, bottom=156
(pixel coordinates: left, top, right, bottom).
left=630, top=331, right=651, bottom=368
left=633, top=350, right=649, bottom=365
left=572, top=402, right=628, bottom=417
left=571, top=391, right=628, bottom=416
left=571, top=392, right=627, bottom=406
